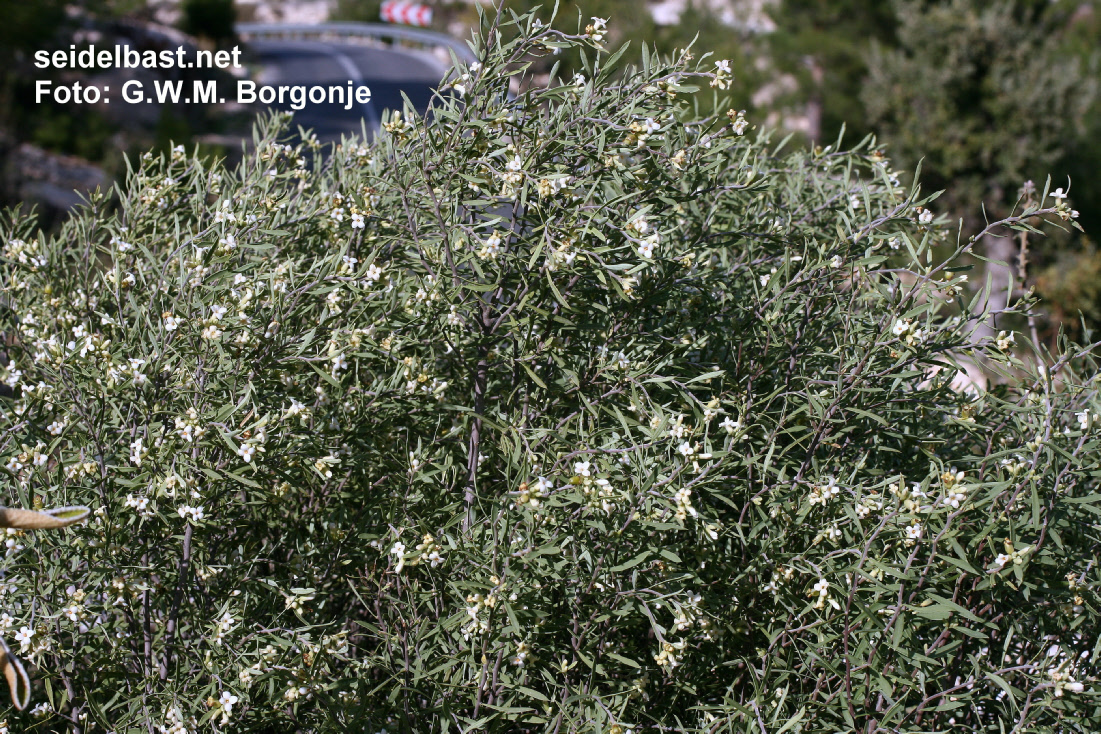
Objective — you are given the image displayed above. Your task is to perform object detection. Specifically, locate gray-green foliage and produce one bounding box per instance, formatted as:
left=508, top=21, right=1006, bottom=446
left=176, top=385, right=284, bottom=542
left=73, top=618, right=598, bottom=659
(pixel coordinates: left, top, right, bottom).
left=0, top=505, right=90, bottom=712
left=1, top=7, right=1100, bottom=732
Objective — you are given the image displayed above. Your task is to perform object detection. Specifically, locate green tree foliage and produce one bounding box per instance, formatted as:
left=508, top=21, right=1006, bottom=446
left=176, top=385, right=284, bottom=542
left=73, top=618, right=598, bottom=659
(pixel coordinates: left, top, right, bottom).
left=0, top=0, right=66, bottom=61
left=767, top=0, right=897, bottom=142
left=181, top=0, right=237, bottom=45
left=861, top=0, right=1095, bottom=219
left=1058, top=3, right=1101, bottom=237
left=330, top=0, right=383, bottom=24
left=1, top=9, right=1100, bottom=732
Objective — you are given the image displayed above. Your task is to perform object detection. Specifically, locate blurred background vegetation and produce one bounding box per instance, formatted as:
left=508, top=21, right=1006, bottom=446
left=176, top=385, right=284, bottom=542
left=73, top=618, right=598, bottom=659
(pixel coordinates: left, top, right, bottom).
left=1, top=0, right=1099, bottom=342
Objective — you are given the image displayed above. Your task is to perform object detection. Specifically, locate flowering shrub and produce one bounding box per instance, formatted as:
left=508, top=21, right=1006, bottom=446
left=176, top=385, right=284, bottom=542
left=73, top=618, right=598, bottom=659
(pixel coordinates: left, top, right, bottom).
left=0, top=505, right=89, bottom=713
left=1, top=9, right=1100, bottom=733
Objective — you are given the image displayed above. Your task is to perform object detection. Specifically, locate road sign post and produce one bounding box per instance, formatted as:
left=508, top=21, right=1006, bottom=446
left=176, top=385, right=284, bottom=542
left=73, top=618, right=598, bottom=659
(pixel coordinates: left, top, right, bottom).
left=380, top=0, right=433, bottom=27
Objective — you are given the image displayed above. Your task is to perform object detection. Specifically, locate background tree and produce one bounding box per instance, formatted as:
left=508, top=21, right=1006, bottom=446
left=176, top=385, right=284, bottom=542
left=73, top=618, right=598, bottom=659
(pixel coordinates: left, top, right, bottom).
left=180, top=0, right=237, bottom=46
left=766, top=0, right=897, bottom=143
left=862, top=0, right=1093, bottom=219
left=861, top=0, right=1097, bottom=341
left=1036, top=2, right=1101, bottom=339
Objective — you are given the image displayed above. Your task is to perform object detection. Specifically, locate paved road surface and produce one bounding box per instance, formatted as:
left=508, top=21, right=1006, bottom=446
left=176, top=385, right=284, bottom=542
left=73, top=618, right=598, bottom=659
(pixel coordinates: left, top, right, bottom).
left=248, top=40, right=446, bottom=142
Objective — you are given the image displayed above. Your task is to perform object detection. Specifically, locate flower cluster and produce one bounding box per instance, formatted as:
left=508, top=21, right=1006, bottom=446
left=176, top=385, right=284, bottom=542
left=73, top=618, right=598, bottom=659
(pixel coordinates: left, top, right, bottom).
left=891, top=318, right=924, bottom=346
left=711, top=60, right=733, bottom=91
left=726, top=108, right=748, bottom=135
left=808, top=476, right=841, bottom=507
left=809, top=578, right=840, bottom=611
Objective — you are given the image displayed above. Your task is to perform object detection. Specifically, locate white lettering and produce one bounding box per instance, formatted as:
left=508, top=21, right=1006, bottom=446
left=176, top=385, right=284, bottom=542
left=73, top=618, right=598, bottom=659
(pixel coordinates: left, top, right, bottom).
left=153, top=80, right=183, bottom=104
left=237, top=80, right=256, bottom=104
left=122, top=80, right=144, bottom=103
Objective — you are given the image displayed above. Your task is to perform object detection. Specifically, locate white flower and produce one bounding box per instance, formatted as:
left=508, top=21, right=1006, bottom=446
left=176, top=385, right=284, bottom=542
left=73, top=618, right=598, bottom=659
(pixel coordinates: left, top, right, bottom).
left=918, top=208, right=934, bottom=224
left=849, top=194, right=862, bottom=209
left=365, top=263, right=383, bottom=281
left=712, top=60, right=733, bottom=90
left=720, top=416, right=742, bottom=435
left=483, top=231, right=503, bottom=258
left=812, top=579, right=829, bottom=597
left=177, top=505, right=205, bottom=522
left=830, top=255, right=844, bottom=268
left=14, top=626, right=34, bottom=649
left=587, top=16, right=608, bottom=41
left=506, top=157, right=523, bottom=173
left=945, top=489, right=966, bottom=509
left=129, top=438, right=146, bottom=466
left=351, top=213, right=365, bottom=229
left=391, top=541, right=407, bottom=572
left=239, top=444, right=257, bottom=462
left=125, top=494, right=151, bottom=514
left=339, top=256, right=359, bottom=276
left=574, top=461, right=592, bottom=477
left=163, top=313, right=180, bottom=331
left=1051, top=188, right=1068, bottom=200
left=905, top=523, right=923, bottom=540
left=677, top=441, right=695, bottom=457
left=673, top=487, right=698, bottom=519
left=332, top=353, right=348, bottom=371
left=995, top=330, right=1016, bottom=350
left=219, top=691, right=238, bottom=709
left=638, top=239, right=655, bottom=259
left=994, top=553, right=1012, bottom=568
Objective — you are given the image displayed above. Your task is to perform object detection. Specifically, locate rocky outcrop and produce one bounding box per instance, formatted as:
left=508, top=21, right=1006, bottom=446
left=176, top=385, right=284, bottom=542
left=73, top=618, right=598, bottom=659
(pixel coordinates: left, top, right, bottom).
left=2, top=142, right=110, bottom=222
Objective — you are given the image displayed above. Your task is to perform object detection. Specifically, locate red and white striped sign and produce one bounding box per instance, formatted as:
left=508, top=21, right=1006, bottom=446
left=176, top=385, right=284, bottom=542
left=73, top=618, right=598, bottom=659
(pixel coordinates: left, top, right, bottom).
left=380, top=0, right=433, bottom=27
